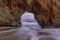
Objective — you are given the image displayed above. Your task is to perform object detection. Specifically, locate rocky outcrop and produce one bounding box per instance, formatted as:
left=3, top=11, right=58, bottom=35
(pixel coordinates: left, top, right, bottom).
left=0, top=0, right=33, bottom=27
left=0, top=0, right=24, bottom=26
left=33, top=0, right=60, bottom=27
left=0, top=0, right=60, bottom=27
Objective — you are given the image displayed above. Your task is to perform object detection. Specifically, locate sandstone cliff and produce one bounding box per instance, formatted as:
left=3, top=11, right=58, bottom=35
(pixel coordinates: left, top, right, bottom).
left=33, top=0, right=60, bottom=27
left=0, top=0, right=60, bottom=27
left=0, top=0, right=32, bottom=27
left=0, top=0, right=24, bottom=26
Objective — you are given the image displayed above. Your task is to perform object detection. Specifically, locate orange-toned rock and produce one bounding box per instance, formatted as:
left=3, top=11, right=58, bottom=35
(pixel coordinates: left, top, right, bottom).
left=0, top=0, right=25, bottom=26
left=33, top=0, right=60, bottom=27
left=0, top=0, right=60, bottom=28
left=0, top=0, right=33, bottom=27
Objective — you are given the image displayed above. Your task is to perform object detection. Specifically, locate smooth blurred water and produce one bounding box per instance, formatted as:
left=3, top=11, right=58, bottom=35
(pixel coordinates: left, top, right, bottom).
left=0, top=12, right=60, bottom=40
left=17, top=11, right=41, bottom=40
left=21, top=11, right=41, bottom=30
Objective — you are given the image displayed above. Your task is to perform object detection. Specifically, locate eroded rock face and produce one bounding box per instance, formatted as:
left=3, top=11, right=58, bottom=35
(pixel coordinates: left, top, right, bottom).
left=0, top=0, right=25, bottom=26
left=0, top=0, right=33, bottom=27
left=0, top=0, right=60, bottom=27
left=33, top=0, right=60, bottom=27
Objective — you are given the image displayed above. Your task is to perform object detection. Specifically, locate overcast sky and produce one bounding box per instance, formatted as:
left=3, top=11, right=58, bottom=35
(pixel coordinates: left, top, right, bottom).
left=21, top=11, right=36, bottom=22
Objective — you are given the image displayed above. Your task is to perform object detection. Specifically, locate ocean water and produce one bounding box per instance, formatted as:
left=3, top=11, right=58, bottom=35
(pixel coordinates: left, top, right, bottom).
left=0, top=12, right=60, bottom=40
